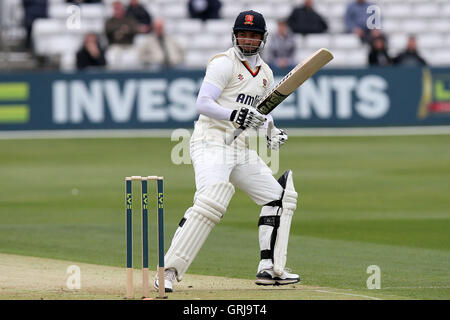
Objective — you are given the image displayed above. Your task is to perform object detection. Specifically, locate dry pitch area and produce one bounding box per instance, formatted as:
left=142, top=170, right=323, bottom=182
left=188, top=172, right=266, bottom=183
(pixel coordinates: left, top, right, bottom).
left=0, top=253, right=398, bottom=300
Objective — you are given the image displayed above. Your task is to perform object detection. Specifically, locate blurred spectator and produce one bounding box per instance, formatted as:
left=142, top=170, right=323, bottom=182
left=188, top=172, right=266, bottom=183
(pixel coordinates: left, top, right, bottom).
left=126, top=0, right=153, bottom=33
left=188, top=0, right=222, bottom=21
left=76, top=33, right=106, bottom=70
left=393, top=36, right=427, bottom=67
left=105, top=1, right=139, bottom=44
left=265, top=20, right=296, bottom=69
left=66, top=0, right=102, bottom=3
left=344, top=0, right=375, bottom=42
left=22, top=0, right=48, bottom=50
left=138, top=18, right=184, bottom=69
left=287, top=0, right=328, bottom=35
left=104, top=1, right=140, bottom=69
left=368, top=35, right=392, bottom=66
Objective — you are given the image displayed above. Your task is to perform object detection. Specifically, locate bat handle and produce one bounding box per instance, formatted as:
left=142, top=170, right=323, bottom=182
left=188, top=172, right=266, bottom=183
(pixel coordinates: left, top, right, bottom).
left=225, top=127, right=245, bottom=145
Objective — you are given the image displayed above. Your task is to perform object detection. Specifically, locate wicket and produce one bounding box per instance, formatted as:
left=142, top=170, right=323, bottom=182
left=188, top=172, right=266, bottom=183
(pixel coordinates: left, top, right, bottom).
left=125, top=175, right=166, bottom=299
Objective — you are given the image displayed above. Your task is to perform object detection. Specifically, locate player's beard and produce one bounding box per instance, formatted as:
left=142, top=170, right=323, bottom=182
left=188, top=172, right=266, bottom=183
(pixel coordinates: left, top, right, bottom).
left=238, top=42, right=260, bottom=56
left=233, top=35, right=263, bottom=56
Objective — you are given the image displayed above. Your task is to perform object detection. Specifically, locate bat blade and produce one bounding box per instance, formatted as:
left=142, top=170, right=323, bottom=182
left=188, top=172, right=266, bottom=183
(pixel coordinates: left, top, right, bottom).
left=225, top=48, right=334, bottom=145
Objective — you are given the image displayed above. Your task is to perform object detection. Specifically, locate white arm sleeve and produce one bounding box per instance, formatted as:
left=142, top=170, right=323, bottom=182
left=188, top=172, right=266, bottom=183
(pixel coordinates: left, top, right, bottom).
left=195, top=56, right=234, bottom=121
left=196, top=82, right=233, bottom=120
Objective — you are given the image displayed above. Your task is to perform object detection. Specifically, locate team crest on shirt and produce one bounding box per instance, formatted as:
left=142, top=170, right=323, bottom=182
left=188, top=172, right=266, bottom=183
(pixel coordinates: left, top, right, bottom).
left=263, top=79, right=267, bottom=88
left=244, top=15, right=254, bottom=25
left=238, top=74, right=244, bottom=81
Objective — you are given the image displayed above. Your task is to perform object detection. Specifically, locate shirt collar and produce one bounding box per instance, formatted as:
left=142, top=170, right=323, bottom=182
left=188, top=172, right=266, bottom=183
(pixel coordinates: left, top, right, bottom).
left=232, top=47, right=262, bottom=67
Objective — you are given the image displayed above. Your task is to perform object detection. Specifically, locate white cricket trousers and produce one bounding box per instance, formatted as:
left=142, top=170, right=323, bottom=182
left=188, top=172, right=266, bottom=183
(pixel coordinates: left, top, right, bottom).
left=190, top=131, right=283, bottom=205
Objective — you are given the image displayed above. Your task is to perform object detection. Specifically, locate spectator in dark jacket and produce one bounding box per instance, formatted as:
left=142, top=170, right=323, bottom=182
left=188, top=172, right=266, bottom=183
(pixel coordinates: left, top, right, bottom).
left=368, top=35, right=392, bottom=66
left=126, top=0, right=153, bottom=33
left=22, top=0, right=48, bottom=50
left=188, top=0, right=222, bottom=21
left=76, top=32, right=106, bottom=70
left=287, top=0, right=328, bottom=34
left=393, top=36, right=427, bottom=66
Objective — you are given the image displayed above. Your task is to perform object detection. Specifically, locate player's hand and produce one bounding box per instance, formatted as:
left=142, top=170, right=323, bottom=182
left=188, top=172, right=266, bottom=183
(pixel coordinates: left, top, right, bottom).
left=266, top=121, right=288, bottom=150
left=230, top=106, right=266, bottom=130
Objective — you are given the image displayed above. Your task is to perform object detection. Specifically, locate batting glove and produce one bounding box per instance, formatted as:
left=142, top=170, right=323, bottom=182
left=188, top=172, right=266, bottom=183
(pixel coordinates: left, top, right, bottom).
left=266, top=121, right=288, bottom=150
left=230, top=106, right=266, bottom=130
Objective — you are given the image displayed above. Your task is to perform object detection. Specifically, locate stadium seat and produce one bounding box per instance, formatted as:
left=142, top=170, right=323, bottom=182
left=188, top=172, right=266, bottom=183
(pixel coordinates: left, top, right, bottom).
left=431, top=50, right=450, bottom=66
left=190, top=34, right=220, bottom=50
left=295, top=49, right=321, bottom=65
left=332, top=34, right=361, bottom=49
left=417, top=33, right=446, bottom=49
left=160, top=3, right=187, bottom=19
left=33, top=18, right=65, bottom=35
left=79, top=4, right=105, bottom=19
left=185, top=51, right=210, bottom=68
left=384, top=4, right=412, bottom=18
left=388, top=33, right=409, bottom=52
left=327, top=18, right=346, bottom=33
left=175, top=19, right=204, bottom=35
left=60, top=52, right=76, bottom=71
left=429, top=20, right=450, bottom=32
left=205, top=19, right=232, bottom=35
left=329, top=3, right=346, bottom=18
left=272, top=3, right=293, bottom=20
left=222, top=5, right=244, bottom=19
left=401, top=20, right=429, bottom=34
left=412, top=3, right=440, bottom=18
left=348, top=49, right=368, bottom=67
left=442, top=3, right=450, bottom=17
left=304, top=34, right=331, bottom=49
left=48, top=3, right=68, bottom=19
left=248, top=4, right=274, bottom=19
left=293, top=34, right=304, bottom=48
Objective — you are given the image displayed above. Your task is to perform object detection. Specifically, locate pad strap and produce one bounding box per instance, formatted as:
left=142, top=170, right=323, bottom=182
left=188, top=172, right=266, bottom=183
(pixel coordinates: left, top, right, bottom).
left=258, top=214, right=280, bottom=260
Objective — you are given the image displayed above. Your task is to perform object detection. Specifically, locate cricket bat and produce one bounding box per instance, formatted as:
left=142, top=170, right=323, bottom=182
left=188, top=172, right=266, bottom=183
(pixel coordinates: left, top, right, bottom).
left=225, top=48, right=334, bottom=145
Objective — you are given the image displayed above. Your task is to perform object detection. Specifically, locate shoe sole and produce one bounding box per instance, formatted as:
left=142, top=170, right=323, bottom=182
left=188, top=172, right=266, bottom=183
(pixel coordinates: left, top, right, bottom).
left=255, top=278, right=300, bottom=286
left=154, top=281, right=173, bottom=293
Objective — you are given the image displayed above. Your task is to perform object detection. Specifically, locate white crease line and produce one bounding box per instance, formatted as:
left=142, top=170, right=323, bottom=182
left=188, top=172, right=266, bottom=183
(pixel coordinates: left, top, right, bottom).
left=0, top=126, right=450, bottom=140
left=383, top=286, right=450, bottom=289
left=314, top=289, right=383, bottom=300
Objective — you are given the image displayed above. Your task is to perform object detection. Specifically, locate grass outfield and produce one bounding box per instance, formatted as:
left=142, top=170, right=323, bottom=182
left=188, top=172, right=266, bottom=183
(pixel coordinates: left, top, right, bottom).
left=0, top=135, right=449, bottom=300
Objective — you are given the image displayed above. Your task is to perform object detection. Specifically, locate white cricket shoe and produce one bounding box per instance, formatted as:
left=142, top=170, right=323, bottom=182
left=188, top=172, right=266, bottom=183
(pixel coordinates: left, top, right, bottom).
left=255, top=268, right=300, bottom=286
left=154, top=268, right=176, bottom=293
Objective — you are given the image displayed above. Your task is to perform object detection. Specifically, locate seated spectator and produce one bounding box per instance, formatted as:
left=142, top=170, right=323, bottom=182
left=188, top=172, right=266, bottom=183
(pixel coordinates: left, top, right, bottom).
left=22, top=0, right=48, bottom=50
left=76, top=33, right=106, bottom=70
left=287, top=0, right=328, bottom=34
left=265, top=20, right=296, bottom=69
left=104, top=1, right=140, bottom=69
left=393, top=36, right=427, bottom=66
left=138, top=18, right=185, bottom=69
left=188, top=0, right=221, bottom=21
left=126, top=0, right=153, bottom=33
left=368, top=35, right=392, bottom=66
left=344, top=0, right=375, bottom=43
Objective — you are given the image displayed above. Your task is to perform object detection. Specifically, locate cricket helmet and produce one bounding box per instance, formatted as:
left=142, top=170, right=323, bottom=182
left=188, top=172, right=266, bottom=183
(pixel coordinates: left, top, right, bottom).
left=232, top=10, right=268, bottom=56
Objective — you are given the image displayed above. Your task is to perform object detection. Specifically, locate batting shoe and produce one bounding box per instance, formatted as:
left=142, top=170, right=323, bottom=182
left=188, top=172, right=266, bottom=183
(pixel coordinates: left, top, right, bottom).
left=154, top=268, right=176, bottom=293
left=255, top=268, right=300, bottom=286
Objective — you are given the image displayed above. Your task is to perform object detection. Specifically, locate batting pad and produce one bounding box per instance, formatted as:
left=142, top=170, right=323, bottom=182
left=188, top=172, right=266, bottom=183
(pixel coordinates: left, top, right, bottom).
left=165, top=182, right=235, bottom=281
left=273, top=170, right=298, bottom=276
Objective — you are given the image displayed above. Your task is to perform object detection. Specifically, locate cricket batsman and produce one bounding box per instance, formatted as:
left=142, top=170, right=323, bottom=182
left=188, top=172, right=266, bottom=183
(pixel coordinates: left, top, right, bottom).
left=155, top=10, right=300, bottom=292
